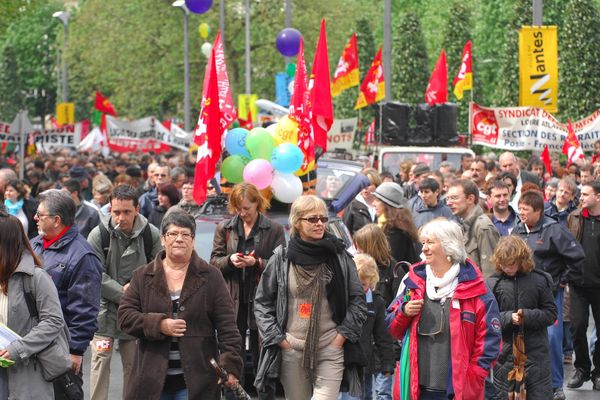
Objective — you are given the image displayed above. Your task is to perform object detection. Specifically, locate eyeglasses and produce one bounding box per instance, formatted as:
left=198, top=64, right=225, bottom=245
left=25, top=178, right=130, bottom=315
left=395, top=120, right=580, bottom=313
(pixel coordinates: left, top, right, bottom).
left=164, top=231, right=194, bottom=240
left=299, top=216, right=329, bottom=224
left=35, top=212, right=56, bottom=219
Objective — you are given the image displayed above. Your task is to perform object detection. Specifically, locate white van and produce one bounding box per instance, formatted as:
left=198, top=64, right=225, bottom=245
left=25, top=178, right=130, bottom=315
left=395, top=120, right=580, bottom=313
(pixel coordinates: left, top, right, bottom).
left=378, top=146, right=475, bottom=177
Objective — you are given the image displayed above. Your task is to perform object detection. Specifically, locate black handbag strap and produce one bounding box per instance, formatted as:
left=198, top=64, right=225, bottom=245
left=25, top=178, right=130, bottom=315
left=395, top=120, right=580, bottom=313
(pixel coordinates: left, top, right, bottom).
left=22, top=275, right=40, bottom=322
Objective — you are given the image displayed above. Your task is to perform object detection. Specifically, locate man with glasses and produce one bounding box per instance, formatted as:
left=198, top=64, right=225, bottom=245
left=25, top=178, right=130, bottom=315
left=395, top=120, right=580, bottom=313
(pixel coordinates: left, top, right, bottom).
left=139, top=164, right=171, bottom=218
left=30, top=189, right=103, bottom=400
left=87, top=184, right=162, bottom=400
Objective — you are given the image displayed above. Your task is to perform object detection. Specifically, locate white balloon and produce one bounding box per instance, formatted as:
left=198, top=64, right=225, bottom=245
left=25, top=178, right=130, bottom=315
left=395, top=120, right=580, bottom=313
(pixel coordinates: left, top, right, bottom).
left=201, top=42, right=213, bottom=58
left=288, top=80, right=295, bottom=96
left=271, top=172, right=303, bottom=203
left=265, top=123, right=277, bottom=136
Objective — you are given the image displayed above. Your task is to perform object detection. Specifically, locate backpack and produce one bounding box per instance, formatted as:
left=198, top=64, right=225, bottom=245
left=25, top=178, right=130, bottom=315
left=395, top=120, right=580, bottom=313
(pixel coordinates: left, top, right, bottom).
left=98, top=222, right=154, bottom=264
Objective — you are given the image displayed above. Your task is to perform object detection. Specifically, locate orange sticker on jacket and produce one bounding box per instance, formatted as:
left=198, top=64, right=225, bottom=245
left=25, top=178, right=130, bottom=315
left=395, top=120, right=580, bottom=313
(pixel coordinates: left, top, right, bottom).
left=299, top=303, right=311, bottom=319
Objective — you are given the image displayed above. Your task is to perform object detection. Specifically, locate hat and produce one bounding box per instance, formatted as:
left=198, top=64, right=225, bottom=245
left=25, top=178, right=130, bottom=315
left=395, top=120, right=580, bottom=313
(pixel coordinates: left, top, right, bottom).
left=69, top=165, right=89, bottom=181
left=125, top=165, right=142, bottom=178
left=412, top=163, right=431, bottom=177
left=373, top=182, right=408, bottom=209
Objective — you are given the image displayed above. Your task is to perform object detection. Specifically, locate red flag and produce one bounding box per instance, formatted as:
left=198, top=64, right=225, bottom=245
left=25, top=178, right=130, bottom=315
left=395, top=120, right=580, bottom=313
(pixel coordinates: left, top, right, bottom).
left=354, top=47, right=385, bottom=110
left=202, top=31, right=236, bottom=131
left=308, top=19, right=334, bottom=153
left=193, top=51, right=222, bottom=205
left=238, top=109, right=253, bottom=130
left=453, top=40, right=473, bottom=100
left=541, top=145, right=552, bottom=180
left=562, top=119, right=585, bottom=167
left=290, top=38, right=314, bottom=172
left=331, top=33, right=360, bottom=97
left=425, top=49, right=448, bottom=105
left=94, top=91, right=117, bottom=116
left=364, top=118, right=376, bottom=145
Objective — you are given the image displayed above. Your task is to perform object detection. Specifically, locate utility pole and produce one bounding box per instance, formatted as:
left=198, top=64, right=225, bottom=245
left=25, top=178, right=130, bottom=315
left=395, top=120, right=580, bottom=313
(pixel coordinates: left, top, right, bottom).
left=533, top=0, right=543, bottom=26
left=383, top=0, right=392, bottom=101
left=245, top=0, right=251, bottom=95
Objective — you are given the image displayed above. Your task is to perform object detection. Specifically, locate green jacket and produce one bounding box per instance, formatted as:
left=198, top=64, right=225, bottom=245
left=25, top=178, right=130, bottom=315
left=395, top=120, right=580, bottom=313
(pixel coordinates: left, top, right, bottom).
left=460, top=205, right=500, bottom=278
left=88, top=214, right=162, bottom=338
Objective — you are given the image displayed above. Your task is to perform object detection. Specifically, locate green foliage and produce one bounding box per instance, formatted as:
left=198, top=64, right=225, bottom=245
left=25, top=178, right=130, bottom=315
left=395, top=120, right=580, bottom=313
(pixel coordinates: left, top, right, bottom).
left=391, top=12, right=429, bottom=104
left=353, top=17, right=376, bottom=125
left=558, top=0, right=600, bottom=119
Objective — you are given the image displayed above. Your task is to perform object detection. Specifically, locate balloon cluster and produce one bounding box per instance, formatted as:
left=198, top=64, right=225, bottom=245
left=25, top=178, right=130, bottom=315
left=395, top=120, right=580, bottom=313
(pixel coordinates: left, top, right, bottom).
left=222, top=119, right=309, bottom=203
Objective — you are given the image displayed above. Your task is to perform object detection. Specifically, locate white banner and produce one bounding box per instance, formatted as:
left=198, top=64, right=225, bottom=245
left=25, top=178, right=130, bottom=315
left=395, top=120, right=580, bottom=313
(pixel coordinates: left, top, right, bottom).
left=327, top=117, right=357, bottom=151
left=34, top=124, right=81, bottom=148
left=105, top=116, right=192, bottom=153
left=470, top=103, right=600, bottom=152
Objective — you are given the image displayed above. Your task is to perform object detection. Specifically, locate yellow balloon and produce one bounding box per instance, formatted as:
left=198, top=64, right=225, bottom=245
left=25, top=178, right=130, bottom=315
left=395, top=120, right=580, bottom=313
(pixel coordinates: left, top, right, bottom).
left=199, top=23, right=210, bottom=39
left=273, top=116, right=299, bottom=145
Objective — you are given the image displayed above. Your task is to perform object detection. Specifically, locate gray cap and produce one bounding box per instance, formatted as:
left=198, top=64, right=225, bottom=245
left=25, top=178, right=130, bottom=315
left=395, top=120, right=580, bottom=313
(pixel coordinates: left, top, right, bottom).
left=373, top=182, right=408, bottom=209
left=412, top=163, right=431, bottom=177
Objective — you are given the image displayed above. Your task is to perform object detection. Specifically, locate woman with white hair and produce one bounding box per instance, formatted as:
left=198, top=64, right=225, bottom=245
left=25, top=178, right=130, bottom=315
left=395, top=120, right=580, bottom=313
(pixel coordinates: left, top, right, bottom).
left=387, top=218, right=502, bottom=400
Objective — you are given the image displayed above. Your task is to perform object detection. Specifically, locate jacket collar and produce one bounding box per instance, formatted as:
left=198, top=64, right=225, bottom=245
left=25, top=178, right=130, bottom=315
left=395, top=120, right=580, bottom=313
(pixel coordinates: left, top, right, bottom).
left=460, top=204, right=484, bottom=230
left=32, top=225, right=79, bottom=250
left=223, top=213, right=270, bottom=230
left=14, top=251, right=36, bottom=276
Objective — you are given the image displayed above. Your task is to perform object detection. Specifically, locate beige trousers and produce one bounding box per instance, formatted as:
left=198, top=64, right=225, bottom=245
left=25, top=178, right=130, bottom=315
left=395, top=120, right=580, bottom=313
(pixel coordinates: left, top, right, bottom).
left=89, top=335, right=137, bottom=400
left=280, top=344, right=345, bottom=400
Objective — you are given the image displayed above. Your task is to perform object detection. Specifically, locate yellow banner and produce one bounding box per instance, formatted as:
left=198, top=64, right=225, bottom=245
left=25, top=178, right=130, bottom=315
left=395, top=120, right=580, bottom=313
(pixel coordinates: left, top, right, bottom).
left=519, top=26, right=558, bottom=113
left=56, top=102, right=75, bottom=125
left=237, top=94, right=258, bottom=121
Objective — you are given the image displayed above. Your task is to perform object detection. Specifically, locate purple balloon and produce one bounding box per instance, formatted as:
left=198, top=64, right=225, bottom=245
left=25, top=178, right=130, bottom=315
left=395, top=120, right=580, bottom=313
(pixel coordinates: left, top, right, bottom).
left=185, top=0, right=213, bottom=14
left=276, top=28, right=302, bottom=57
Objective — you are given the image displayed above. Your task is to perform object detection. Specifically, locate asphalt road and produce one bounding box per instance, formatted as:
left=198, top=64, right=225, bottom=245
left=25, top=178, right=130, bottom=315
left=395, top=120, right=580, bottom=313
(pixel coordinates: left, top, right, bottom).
left=82, top=350, right=597, bottom=400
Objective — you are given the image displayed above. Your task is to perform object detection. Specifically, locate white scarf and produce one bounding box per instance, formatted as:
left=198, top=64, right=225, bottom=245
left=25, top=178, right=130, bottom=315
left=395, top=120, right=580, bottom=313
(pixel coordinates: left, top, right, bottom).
left=425, top=263, right=460, bottom=304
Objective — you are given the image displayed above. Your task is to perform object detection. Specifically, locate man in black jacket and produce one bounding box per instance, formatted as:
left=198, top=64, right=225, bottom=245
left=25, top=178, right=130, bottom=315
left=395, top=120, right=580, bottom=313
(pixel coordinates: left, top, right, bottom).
left=566, top=180, right=600, bottom=391
left=513, top=190, right=585, bottom=400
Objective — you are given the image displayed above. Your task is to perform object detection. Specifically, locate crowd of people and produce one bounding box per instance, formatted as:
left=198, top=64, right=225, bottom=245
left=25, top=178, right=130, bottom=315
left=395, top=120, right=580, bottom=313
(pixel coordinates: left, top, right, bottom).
left=0, top=145, right=598, bottom=400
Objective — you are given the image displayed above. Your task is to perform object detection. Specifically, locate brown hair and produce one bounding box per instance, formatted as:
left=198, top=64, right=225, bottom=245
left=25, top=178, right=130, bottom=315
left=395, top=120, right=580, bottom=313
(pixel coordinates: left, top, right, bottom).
left=518, top=190, right=544, bottom=212
left=0, top=212, right=43, bottom=294
left=353, top=224, right=392, bottom=266
left=227, top=182, right=270, bottom=215
left=450, top=179, right=480, bottom=204
left=491, top=235, right=535, bottom=274
left=382, top=205, right=419, bottom=243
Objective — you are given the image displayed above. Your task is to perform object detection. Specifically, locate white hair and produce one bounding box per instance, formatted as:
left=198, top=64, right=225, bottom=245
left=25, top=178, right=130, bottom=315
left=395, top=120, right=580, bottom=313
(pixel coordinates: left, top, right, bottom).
left=419, top=218, right=467, bottom=264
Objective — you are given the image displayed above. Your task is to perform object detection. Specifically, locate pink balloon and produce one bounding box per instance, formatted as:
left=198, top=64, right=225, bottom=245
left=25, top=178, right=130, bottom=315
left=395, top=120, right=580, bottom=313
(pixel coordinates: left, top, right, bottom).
left=243, top=159, right=273, bottom=190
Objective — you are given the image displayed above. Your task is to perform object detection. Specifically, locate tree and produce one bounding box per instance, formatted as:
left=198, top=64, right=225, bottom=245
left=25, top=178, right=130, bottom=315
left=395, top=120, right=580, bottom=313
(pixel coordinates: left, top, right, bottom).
left=442, top=1, right=472, bottom=133
left=559, top=0, right=600, bottom=120
left=391, top=12, right=429, bottom=104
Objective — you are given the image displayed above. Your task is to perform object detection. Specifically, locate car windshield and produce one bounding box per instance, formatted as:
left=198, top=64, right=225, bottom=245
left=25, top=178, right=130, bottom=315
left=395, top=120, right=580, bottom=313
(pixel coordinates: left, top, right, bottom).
left=314, top=159, right=362, bottom=200
left=381, top=152, right=466, bottom=177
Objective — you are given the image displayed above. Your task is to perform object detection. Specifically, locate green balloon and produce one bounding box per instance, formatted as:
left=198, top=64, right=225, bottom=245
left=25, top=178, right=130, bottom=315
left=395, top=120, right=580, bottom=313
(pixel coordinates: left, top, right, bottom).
left=221, top=155, right=248, bottom=183
left=246, top=127, right=276, bottom=160
left=286, top=62, right=297, bottom=78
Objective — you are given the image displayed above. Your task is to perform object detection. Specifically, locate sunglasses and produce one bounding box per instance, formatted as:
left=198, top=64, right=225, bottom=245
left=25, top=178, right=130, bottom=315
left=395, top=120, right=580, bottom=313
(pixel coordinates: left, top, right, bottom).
left=300, top=216, right=329, bottom=224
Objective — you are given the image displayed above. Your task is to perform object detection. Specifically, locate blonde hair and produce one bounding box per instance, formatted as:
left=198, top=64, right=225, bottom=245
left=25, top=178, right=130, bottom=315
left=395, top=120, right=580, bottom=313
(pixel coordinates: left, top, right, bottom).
left=289, top=195, right=327, bottom=237
left=491, top=235, right=535, bottom=274
left=363, top=168, right=382, bottom=187
left=353, top=224, right=392, bottom=266
left=354, top=253, right=379, bottom=289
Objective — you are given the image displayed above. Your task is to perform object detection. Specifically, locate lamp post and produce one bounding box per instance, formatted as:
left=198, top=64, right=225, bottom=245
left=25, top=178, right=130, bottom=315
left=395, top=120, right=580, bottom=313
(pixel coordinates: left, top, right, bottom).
left=172, top=1, right=191, bottom=132
left=52, top=11, right=70, bottom=103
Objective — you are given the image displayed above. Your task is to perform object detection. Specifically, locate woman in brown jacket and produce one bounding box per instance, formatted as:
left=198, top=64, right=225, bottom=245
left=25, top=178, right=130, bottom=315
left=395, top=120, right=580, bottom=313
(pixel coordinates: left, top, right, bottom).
left=118, top=210, right=243, bottom=400
left=210, top=183, right=285, bottom=394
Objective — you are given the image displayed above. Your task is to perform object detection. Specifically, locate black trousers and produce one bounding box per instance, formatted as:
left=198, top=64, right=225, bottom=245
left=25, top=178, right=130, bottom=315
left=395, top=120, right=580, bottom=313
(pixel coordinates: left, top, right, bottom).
left=569, top=285, right=600, bottom=376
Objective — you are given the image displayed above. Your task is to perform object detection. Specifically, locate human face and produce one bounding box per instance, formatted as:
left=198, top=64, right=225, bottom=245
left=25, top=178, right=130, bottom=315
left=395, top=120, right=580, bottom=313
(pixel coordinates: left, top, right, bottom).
left=361, top=184, right=376, bottom=203
left=419, top=188, right=439, bottom=208
left=93, top=189, right=110, bottom=206
left=161, top=225, right=195, bottom=262
left=295, top=208, right=328, bottom=241
left=500, top=263, right=519, bottom=277
left=531, top=164, right=544, bottom=179
left=518, top=203, right=541, bottom=227
left=237, top=198, right=259, bottom=225
left=158, top=192, right=172, bottom=208
left=499, top=154, right=520, bottom=177
left=579, top=185, right=600, bottom=210
left=490, top=187, right=510, bottom=213
left=153, top=167, right=170, bottom=185
left=360, top=279, right=372, bottom=293
left=373, top=198, right=386, bottom=217
left=34, top=203, right=60, bottom=238
left=544, top=185, right=557, bottom=201
left=503, top=178, right=515, bottom=197
left=469, top=161, right=486, bottom=186
left=181, top=183, right=194, bottom=202
left=421, top=235, right=448, bottom=269
left=4, top=185, right=19, bottom=203
left=461, top=155, right=474, bottom=171
left=580, top=170, right=593, bottom=185
left=325, top=175, right=341, bottom=193
left=556, top=183, right=574, bottom=207
left=446, top=186, right=471, bottom=218
left=110, top=198, right=139, bottom=234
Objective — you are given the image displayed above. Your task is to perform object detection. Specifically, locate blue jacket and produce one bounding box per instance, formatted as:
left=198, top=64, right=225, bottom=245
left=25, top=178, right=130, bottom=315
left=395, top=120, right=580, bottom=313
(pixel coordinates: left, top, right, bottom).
left=544, top=200, right=577, bottom=226
left=31, top=226, right=103, bottom=355
left=138, top=188, right=158, bottom=218
left=408, top=196, right=454, bottom=229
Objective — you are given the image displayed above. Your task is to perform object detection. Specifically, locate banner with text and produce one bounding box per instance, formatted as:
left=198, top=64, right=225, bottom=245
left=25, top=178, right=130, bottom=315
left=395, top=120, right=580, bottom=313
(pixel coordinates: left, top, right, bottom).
left=327, top=118, right=357, bottom=151
left=519, top=26, right=558, bottom=113
left=470, top=103, right=600, bottom=152
left=105, top=116, right=192, bottom=153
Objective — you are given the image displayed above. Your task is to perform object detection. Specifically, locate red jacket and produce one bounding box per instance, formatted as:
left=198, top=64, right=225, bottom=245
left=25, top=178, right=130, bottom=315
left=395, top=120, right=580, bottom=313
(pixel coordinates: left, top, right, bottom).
left=387, top=260, right=501, bottom=400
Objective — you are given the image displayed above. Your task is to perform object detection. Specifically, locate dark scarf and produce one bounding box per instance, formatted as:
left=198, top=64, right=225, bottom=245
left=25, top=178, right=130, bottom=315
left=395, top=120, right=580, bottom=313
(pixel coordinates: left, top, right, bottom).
left=287, top=232, right=347, bottom=382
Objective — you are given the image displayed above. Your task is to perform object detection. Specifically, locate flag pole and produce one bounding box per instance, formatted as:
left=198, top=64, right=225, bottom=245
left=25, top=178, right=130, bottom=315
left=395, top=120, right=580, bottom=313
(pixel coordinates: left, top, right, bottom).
left=378, top=102, right=383, bottom=152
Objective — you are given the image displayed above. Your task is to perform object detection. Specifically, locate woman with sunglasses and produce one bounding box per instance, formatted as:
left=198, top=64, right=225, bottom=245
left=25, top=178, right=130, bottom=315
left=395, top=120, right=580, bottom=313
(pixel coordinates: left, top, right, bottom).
left=388, top=218, right=502, bottom=400
left=254, top=195, right=367, bottom=400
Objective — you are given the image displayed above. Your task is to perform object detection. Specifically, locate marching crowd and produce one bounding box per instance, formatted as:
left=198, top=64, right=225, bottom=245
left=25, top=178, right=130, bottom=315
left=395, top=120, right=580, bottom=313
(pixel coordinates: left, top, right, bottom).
left=0, top=146, right=598, bottom=400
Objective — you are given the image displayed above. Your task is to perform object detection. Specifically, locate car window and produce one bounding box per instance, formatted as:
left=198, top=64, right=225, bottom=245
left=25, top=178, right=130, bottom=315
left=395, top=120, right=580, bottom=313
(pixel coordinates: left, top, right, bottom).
left=381, top=152, right=466, bottom=177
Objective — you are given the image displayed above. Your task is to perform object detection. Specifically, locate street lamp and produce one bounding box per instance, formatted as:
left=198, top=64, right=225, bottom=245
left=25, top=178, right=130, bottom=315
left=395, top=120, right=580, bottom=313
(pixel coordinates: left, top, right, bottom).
left=172, top=0, right=191, bottom=132
left=52, top=11, right=70, bottom=103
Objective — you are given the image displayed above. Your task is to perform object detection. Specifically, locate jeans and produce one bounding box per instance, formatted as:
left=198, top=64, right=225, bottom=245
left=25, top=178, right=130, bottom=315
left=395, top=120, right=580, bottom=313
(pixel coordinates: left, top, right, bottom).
left=375, top=372, right=392, bottom=400
left=548, top=288, right=564, bottom=389
left=159, top=388, right=188, bottom=400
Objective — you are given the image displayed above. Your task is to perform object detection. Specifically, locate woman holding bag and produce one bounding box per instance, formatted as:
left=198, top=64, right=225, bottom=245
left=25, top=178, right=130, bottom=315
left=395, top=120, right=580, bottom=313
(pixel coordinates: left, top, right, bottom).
left=0, top=210, right=68, bottom=399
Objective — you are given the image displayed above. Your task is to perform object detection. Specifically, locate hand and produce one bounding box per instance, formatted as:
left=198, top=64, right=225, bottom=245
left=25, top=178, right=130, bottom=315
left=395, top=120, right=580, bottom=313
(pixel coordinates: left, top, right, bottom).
left=403, top=299, right=424, bottom=317
left=239, top=255, right=256, bottom=268
left=0, top=349, right=10, bottom=360
left=278, top=339, right=291, bottom=350
left=230, top=253, right=246, bottom=269
left=123, top=283, right=130, bottom=292
left=330, top=333, right=346, bottom=348
left=160, top=318, right=187, bottom=337
left=70, top=354, right=83, bottom=374
left=224, top=373, right=239, bottom=388
left=512, top=309, right=524, bottom=326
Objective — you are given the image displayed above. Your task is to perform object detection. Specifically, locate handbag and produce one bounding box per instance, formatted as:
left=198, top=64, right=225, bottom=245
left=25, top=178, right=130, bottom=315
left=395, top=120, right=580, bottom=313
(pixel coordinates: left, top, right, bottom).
left=21, top=275, right=73, bottom=381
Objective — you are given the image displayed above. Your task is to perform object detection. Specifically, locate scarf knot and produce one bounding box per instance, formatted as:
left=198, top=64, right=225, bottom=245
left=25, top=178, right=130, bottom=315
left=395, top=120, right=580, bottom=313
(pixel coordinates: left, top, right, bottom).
left=425, top=263, right=460, bottom=304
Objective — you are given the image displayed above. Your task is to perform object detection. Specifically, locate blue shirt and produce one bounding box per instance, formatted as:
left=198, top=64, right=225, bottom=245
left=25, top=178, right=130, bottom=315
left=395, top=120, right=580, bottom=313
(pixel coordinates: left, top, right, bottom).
left=491, top=206, right=518, bottom=236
